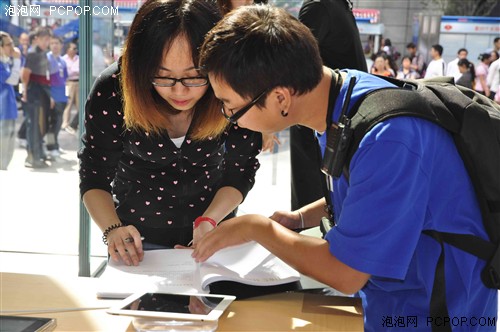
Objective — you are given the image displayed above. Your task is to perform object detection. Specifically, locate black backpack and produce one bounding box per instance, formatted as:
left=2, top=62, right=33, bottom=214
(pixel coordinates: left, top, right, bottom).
left=323, top=75, right=500, bottom=331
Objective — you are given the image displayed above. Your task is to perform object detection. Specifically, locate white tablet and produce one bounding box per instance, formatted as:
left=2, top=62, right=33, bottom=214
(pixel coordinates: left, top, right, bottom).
left=107, top=292, right=235, bottom=322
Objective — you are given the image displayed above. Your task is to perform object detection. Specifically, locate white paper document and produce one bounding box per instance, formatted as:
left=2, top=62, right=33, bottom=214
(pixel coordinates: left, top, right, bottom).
left=96, top=241, right=300, bottom=299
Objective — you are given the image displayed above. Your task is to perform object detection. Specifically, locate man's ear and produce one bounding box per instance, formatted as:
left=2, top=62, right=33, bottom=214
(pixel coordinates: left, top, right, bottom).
left=271, top=86, right=292, bottom=115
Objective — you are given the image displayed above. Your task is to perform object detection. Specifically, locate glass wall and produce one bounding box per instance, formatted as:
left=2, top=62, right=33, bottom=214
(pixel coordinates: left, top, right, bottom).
left=0, top=0, right=122, bottom=276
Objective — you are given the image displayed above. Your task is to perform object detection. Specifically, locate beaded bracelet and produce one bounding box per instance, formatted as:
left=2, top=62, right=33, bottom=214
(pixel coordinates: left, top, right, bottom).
left=194, top=216, right=217, bottom=229
left=102, top=223, right=123, bottom=245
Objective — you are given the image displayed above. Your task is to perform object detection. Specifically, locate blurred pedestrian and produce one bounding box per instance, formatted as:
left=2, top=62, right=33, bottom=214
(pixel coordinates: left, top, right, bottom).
left=487, top=56, right=499, bottom=102
left=424, top=44, right=446, bottom=78
left=446, top=48, right=468, bottom=82
left=371, top=53, right=393, bottom=77
left=406, top=42, right=426, bottom=77
left=46, top=36, right=68, bottom=158
left=0, top=31, right=21, bottom=170
left=475, top=52, right=491, bottom=98
left=61, top=41, right=79, bottom=134
left=20, top=26, right=52, bottom=168
left=455, top=58, right=475, bottom=90
left=396, top=55, right=419, bottom=80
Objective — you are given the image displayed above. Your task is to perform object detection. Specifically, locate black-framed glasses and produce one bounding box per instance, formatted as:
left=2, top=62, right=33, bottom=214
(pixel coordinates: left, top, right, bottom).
left=221, top=89, right=268, bottom=123
left=152, top=76, right=209, bottom=88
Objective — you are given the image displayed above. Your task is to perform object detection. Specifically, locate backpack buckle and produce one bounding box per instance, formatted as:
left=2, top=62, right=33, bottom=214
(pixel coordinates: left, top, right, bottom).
left=482, top=243, right=500, bottom=289
left=402, top=82, right=416, bottom=91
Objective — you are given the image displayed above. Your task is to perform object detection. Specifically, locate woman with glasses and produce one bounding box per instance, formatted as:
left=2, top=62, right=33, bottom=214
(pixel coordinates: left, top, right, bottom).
left=78, top=0, right=261, bottom=266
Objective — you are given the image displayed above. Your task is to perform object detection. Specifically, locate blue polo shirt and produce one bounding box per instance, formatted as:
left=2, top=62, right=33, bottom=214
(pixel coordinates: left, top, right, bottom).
left=318, top=70, right=497, bottom=331
left=0, top=60, right=18, bottom=121
left=47, top=52, right=68, bottom=103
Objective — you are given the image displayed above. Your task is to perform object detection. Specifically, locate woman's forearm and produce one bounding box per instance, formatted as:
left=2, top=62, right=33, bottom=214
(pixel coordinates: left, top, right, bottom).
left=202, top=186, right=243, bottom=223
left=82, top=189, right=122, bottom=232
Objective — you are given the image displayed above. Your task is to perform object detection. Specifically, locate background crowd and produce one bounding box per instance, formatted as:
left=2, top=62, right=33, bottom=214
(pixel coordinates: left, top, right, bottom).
left=1, top=6, right=499, bottom=173
left=0, top=26, right=113, bottom=170
left=366, top=36, right=500, bottom=102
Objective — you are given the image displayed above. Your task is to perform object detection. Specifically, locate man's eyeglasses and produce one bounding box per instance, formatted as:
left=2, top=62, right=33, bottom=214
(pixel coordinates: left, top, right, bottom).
left=152, top=76, right=209, bottom=88
left=221, top=89, right=268, bottom=123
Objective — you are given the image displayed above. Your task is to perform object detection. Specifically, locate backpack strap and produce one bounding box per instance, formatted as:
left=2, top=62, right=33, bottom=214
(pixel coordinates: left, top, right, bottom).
left=422, top=230, right=452, bottom=332
left=320, top=69, right=343, bottom=227
left=424, top=231, right=500, bottom=289
left=343, top=85, right=456, bottom=179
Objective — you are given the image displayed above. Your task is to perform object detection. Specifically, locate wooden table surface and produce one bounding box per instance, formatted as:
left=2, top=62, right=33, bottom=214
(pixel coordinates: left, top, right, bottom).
left=0, top=272, right=363, bottom=331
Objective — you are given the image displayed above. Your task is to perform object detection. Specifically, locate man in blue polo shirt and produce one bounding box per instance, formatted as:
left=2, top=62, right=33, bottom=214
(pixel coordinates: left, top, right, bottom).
left=191, top=5, right=498, bottom=331
left=46, top=35, right=68, bottom=159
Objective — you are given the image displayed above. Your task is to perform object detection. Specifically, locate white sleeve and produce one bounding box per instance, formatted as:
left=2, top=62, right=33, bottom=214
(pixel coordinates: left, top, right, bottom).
left=5, top=58, right=21, bottom=86
left=486, top=60, right=498, bottom=86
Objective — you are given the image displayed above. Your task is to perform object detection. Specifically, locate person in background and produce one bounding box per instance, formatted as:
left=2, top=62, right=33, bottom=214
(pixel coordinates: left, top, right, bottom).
left=381, top=38, right=399, bottom=63
left=289, top=0, right=367, bottom=211
left=446, top=47, right=468, bottom=82
left=424, top=44, right=446, bottom=78
left=16, top=32, right=29, bottom=102
left=92, top=32, right=107, bottom=82
left=61, top=41, right=79, bottom=134
left=396, top=55, right=419, bottom=80
left=79, top=0, right=261, bottom=266
left=487, top=56, right=499, bottom=102
left=455, top=58, right=475, bottom=90
left=21, top=26, right=52, bottom=169
left=192, top=5, right=497, bottom=331
left=0, top=31, right=21, bottom=170
left=405, top=42, right=426, bottom=77
left=17, top=32, right=29, bottom=67
left=474, top=52, right=491, bottom=98
left=491, top=37, right=500, bottom=54
left=15, top=31, right=31, bottom=148
left=371, top=53, right=393, bottom=77
left=45, top=35, right=68, bottom=159
left=490, top=50, right=499, bottom=63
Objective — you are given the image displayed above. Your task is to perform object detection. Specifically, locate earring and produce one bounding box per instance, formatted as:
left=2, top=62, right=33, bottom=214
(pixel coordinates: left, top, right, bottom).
left=281, top=110, right=288, bottom=117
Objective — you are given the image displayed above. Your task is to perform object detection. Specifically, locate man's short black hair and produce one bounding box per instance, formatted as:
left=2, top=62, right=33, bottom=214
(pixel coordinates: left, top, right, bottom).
left=432, top=44, right=443, bottom=56
left=200, top=4, right=323, bottom=105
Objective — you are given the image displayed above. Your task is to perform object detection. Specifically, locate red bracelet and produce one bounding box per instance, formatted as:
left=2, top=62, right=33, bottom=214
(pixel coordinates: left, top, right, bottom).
left=194, top=216, right=217, bottom=229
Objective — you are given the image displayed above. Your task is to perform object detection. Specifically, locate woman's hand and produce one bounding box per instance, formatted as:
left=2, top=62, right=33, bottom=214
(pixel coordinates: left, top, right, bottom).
left=11, top=46, right=21, bottom=59
left=269, top=210, right=302, bottom=230
left=106, top=225, right=144, bottom=266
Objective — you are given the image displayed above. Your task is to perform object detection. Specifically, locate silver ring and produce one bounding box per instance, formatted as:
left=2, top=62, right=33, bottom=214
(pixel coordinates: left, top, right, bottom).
left=124, top=237, right=134, bottom=243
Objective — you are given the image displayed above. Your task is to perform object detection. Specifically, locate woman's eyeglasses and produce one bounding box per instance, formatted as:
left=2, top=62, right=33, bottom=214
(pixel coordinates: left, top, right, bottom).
left=152, top=76, right=209, bottom=88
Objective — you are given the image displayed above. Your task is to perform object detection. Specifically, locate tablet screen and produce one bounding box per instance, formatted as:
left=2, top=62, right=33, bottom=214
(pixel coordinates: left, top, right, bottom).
left=108, top=292, right=235, bottom=321
left=122, top=293, right=223, bottom=314
left=0, top=316, right=56, bottom=332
